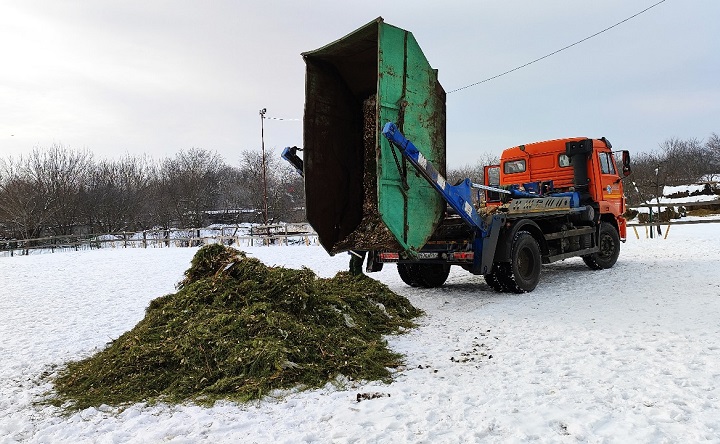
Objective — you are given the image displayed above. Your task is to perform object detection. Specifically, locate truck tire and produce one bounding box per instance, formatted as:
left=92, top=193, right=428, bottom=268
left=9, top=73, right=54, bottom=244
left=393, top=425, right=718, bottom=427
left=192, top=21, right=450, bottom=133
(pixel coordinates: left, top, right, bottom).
left=582, top=223, right=620, bottom=270
left=501, top=231, right=542, bottom=293
left=415, top=263, right=451, bottom=288
left=484, top=264, right=506, bottom=292
left=397, top=263, right=450, bottom=288
left=397, top=263, right=421, bottom=287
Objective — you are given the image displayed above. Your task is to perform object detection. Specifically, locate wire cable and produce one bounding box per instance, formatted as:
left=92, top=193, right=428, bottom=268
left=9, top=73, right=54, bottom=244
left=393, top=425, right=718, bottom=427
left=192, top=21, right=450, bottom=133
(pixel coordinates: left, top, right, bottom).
left=264, top=116, right=300, bottom=121
left=447, top=0, right=668, bottom=94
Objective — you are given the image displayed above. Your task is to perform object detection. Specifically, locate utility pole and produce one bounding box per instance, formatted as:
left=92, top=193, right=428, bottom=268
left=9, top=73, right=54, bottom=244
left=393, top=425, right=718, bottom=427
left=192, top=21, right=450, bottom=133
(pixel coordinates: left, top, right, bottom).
left=259, top=108, right=269, bottom=225
left=655, top=164, right=662, bottom=236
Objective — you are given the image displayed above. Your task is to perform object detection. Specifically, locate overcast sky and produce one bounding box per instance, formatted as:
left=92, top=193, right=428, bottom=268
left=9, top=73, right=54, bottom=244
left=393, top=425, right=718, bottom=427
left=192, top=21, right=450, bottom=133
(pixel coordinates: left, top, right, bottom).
left=2, top=0, right=718, bottom=168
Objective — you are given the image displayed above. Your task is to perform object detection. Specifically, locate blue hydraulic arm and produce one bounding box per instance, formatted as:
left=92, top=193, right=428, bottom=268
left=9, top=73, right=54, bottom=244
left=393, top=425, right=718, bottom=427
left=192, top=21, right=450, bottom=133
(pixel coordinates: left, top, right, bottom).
left=382, top=122, right=487, bottom=233
left=383, top=122, right=583, bottom=211
left=282, top=146, right=304, bottom=177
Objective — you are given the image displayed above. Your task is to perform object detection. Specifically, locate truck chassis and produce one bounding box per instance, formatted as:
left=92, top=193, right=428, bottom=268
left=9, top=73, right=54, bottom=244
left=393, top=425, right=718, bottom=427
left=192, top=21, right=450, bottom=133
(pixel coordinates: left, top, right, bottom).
left=368, top=123, right=626, bottom=293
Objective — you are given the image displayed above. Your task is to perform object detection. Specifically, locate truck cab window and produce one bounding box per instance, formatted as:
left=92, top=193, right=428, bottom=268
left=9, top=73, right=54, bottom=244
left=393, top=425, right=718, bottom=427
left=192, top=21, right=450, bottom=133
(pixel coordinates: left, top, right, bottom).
left=599, top=152, right=616, bottom=175
left=558, top=154, right=572, bottom=167
left=504, top=160, right=526, bottom=174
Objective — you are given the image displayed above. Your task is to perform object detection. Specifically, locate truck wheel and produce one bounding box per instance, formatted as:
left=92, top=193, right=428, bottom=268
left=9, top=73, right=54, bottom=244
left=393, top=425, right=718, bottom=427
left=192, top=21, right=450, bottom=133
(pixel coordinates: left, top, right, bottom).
left=397, top=263, right=421, bottom=287
left=582, top=223, right=620, bottom=270
left=504, top=231, right=542, bottom=293
left=415, top=263, right=451, bottom=288
left=484, top=264, right=506, bottom=292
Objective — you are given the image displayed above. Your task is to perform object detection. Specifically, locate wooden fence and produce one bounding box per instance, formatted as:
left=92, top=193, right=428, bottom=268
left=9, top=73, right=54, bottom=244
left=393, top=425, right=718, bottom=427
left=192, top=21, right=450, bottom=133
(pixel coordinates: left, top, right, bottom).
left=0, top=226, right=319, bottom=257
left=626, top=200, right=720, bottom=239
left=3, top=201, right=719, bottom=255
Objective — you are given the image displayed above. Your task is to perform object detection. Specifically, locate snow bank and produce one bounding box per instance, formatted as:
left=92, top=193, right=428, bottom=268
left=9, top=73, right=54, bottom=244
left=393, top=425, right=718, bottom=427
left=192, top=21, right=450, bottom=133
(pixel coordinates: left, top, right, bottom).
left=663, top=184, right=707, bottom=196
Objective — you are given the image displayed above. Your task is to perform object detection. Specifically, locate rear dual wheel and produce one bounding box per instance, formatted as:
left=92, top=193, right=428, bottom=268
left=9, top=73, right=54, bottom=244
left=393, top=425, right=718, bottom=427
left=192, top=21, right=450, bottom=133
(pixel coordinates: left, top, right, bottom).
left=397, top=263, right=451, bottom=288
left=486, top=231, right=541, bottom=293
left=483, top=264, right=506, bottom=292
left=397, top=263, right=421, bottom=287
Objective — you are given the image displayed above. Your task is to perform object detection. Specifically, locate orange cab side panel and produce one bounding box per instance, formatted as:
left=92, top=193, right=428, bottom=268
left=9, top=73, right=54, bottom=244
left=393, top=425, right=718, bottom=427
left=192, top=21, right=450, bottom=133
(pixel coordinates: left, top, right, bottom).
left=499, top=138, right=584, bottom=190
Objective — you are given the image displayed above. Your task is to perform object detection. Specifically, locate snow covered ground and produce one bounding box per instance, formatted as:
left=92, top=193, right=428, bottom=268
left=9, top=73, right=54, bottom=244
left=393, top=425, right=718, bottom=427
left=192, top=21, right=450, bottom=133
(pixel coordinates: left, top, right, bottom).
left=2, top=222, right=720, bottom=443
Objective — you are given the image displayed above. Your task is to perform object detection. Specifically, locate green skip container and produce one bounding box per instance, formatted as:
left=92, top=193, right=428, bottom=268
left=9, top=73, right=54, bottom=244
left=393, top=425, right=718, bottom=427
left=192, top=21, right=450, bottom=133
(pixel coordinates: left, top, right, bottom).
left=302, top=17, right=446, bottom=255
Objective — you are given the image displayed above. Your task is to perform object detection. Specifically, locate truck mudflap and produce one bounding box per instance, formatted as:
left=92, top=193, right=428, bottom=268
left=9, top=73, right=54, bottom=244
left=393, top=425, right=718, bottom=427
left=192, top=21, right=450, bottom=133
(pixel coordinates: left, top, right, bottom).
left=617, top=214, right=627, bottom=241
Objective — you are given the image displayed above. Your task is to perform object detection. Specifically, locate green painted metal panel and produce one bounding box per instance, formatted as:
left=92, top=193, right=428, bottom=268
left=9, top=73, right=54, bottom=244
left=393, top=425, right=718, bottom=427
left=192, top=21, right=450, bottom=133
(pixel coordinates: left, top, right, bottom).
left=376, top=23, right=446, bottom=251
left=302, top=18, right=445, bottom=255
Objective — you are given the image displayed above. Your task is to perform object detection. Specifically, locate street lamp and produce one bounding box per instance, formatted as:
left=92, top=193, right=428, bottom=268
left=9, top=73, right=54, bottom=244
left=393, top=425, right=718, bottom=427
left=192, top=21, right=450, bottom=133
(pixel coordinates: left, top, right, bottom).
left=259, top=108, right=269, bottom=225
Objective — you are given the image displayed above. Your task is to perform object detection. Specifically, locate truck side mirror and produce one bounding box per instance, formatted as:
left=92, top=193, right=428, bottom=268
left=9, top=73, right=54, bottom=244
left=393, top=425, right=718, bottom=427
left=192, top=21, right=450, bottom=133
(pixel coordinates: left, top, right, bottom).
left=621, top=151, right=632, bottom=177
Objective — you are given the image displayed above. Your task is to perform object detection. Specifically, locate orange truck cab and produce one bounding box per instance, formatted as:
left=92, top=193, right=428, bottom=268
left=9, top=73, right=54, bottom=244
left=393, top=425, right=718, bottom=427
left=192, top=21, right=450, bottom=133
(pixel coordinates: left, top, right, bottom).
left=484, top=137, right=631, bottom=241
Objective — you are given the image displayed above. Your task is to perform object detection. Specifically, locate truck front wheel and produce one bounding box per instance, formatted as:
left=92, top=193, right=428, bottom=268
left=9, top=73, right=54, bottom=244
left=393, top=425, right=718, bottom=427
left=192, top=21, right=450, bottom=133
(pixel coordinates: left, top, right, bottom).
left=582, top=223, right=620, bottom=270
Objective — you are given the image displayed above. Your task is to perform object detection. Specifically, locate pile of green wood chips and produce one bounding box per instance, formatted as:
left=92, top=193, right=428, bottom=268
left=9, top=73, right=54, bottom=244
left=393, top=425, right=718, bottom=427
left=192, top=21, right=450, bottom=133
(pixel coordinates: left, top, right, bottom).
left=51, top=244, right=421, bottom=410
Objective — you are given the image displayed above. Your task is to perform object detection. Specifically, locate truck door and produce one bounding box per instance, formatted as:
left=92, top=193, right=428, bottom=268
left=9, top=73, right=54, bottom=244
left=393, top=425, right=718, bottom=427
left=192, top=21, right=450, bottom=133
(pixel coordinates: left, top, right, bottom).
left=484, top=165, right=501, bottom=205
left=597, top=151, right=623, bottom=215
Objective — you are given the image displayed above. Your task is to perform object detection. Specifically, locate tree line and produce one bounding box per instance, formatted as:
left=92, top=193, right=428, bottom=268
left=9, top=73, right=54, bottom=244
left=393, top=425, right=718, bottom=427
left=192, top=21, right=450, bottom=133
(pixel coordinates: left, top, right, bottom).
left=626, top=133, right=720, bottom=205
left=0, top=147, right=304, bottom=240
left=2, top=133, right=717, bottom=240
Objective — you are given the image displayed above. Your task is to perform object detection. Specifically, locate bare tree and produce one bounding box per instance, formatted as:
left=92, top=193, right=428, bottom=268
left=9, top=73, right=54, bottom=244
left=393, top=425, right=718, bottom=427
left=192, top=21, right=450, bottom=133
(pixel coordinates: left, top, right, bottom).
left=655, top=137, right=707, bottom=186
left=270, top=160, right=305, bottom=222
left=705, top=133, right=720, bottom=181
left=159, top=149, right=225, bottom=228
left=237, top=148, right=305, bottom=223
left=626, top=134, right=720, bottom=206
left=142, top=164, right=174, bottom=231
left=446, top=153, right=500, bottom=185
left=0, top=145, right=93, bottom=237
left=211, top=165, right=255, bottom=224
left=239, top=150, right=273, bottom=223
left=0, top=157, right=49, bottom=239
left=84, top=154, right=154, bottom=233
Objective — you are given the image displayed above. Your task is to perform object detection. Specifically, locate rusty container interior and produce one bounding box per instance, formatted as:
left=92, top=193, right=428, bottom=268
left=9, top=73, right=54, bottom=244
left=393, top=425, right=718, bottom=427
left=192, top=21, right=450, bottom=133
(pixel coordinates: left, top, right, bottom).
left=302, top=17, right=446, bottom=254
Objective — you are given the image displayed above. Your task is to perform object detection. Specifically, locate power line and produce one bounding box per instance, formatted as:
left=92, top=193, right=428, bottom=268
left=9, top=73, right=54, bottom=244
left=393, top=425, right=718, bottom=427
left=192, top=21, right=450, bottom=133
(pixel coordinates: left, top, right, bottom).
left=264, top=116, right=300, bottom=121
left=448, top=0, right=668, bottom=94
